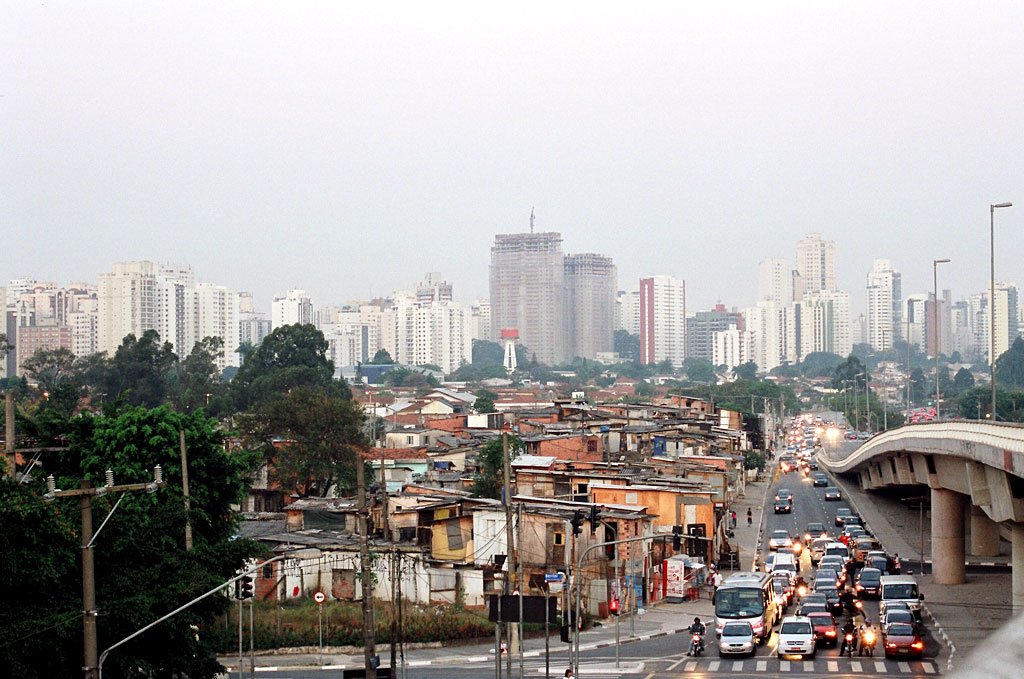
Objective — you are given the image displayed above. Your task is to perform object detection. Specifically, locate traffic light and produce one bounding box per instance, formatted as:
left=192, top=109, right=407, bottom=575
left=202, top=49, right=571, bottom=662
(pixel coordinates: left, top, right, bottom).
left=570, top=510, right=585, bottom=537
left=609, top=597, right=620, bottom=616
left=589, top=505, right=601, bottom=528
left=672, top=525, right=682, bottom=551
left=239, top=575, right=254, bottom=600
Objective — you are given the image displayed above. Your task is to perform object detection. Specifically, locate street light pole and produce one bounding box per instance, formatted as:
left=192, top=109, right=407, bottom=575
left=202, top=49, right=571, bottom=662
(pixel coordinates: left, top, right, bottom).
left=933, top=259, right=950, bottom=419
left=990, top=202, right=1013, bottom=420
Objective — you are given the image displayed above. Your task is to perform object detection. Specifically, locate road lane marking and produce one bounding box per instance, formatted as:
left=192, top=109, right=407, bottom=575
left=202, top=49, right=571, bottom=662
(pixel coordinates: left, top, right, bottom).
left=874, top=660, right=887, bottom=672
left=683, top=661, right=696, bottom=671
left=898, top=661, right=911, bottom=672
left=803, top=661, right=814, bottom=671
left=851, top=660, right=862, bottom=672
left=708, top=660, right=720, bottom=671
left=922, top=662, right=936, bottom=674
left=780, top=660, right=790, bottom=671
left=757, top=660, right=767, bottom=671
left=733, top=660, right=744, bottom=671
left=827, top=660, right=839, bottom=672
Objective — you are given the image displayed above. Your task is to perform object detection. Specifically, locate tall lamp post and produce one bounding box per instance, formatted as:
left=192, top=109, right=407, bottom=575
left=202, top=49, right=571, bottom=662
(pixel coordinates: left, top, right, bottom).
left=855, top=372, right=866, bottom=431
left=933, top=259, right=950, bottom=419
left=990, top=202, right=1013, bottom=419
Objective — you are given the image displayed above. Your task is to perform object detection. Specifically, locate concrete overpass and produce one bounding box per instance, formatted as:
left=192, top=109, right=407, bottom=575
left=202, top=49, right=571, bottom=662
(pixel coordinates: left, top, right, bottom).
left=820, top=421, right=1024, bottom=610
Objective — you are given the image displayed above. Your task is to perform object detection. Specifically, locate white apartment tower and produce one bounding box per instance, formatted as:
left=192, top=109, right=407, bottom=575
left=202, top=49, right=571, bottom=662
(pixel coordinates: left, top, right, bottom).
left=190, top=282, right=241, bottom=370
left=866, top=259, right=902, bottom=351
left=271, top=289, right=313, bottom=329
left=712, top=324, right=752, bottom=371
left=97, top=261, right=160, bottom=355
left=798, top=290, right=852, bottom=360
left=617, top=288, right=641, bottom=336
left=757, top=258, right=794, bottom=304
left=639, top=275, right=686, bottom=367
left=795, top=233, right=837, bottom=298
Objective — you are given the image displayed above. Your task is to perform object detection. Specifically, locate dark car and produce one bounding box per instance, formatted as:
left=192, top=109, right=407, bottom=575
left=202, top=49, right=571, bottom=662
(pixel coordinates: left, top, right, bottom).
left=775, top=488, right=794, bottom=501
left=824, top=487, right=842, bottom=501
left=882, top=608, right=918, bottom=631
left=812, top=473, right=828, bottom=487
left=798, top=602, right=829, bottom=616
left=814, top=585, right=843, bottom=615
left=855, top=567, right=883, bottom=598
left=865, top=555, right=889, bottom=574
left=883, top=622, right=925, bottom=658
left=803, top=522, right=827, bottom=544
left=834, top=507, right=852, bottom=526
left=807, top=611, right=838, bottom=647
left=774, top=497, right=793, bottom=514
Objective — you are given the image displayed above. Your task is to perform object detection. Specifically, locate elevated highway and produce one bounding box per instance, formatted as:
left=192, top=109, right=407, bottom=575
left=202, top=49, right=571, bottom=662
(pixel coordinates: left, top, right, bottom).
left=819, top=421, right=1024, bottom=609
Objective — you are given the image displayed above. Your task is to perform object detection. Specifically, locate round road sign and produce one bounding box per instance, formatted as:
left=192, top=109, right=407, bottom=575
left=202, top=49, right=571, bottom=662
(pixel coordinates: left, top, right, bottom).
left=313, top=591, right=326, bottom=604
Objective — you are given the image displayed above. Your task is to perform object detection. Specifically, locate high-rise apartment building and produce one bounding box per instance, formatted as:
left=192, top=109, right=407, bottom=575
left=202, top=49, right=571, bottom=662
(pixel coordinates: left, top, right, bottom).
left=489, top=232, right=567, bottom=366
left=469, top=299, right=491, bottom=342
left=795, top=233, right=837, bottom=297
left=379, top=290, right=473, bottom=373
left=617, top=289, right=641, bottom=336
left=564, top=253, right=617, bottom=360
left=742, top=302, right=797, bottom=373
left=157, top=264, right=195, bottom=356
left=992, top=282, right=1020, bottom=361
left=97, top=261, right=160, bottom=355
left=191, top=282, right=241, bottom=370
left=866, top=259, right=902, bottom=351
left=757, top=258, right=794, bottom=304
left=639, top=275, right=686, bottom=367
left=271, top=289, right=313, bottom=329
left=238, top=292, right=272, bottom=353
left=798, top=290, right=851, bottom=360
left=712, top=324, right=751, bottom=371
left=686, top=304, right=744, bottom=362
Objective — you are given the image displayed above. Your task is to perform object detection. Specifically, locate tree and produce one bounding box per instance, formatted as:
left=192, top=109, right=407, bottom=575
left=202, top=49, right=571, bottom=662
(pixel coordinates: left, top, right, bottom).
left=470, top=340, right=504, bottom=366
left=733, top=362, right=759, bottom=381
left=953, top=367, right=975, bottom=394
left=613, top=331, right=640, bottom=362
left=0, top=406, right=260, bottom=677
left=21, top=347, right=84, bottom=420
left=909, top=367, right=928, bottom=404
left=995, top=337, right=1024, bottom=389
left=832, top=355, right=868, bottom=390
left=107, top=330, right=179, bottom=408
left=232, top=324, right=342, bottom=410
left=471, top=435, right=522, bottom=499
left=370, top=348, right=394, bottom=365
left=473, top=389, right=498, bottom=414
left=805, top=352, right=844, bottom=378
left=683, top=357, right=716, bottom=383
left=171, top=336, right=225, bottom=413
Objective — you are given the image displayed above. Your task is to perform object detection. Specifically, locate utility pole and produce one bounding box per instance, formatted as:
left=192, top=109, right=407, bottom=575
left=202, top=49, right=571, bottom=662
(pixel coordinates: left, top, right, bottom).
left=501, top=431, right=516, bottom=667
left=5, top=391, right=14, bottom=479
left=390, top=548, right=397, bottom=674
left=357, top=458, right=377, bottom=679
left=179, top=430, right=193, bottom=551
left=44, top=468, right=165, bottom=678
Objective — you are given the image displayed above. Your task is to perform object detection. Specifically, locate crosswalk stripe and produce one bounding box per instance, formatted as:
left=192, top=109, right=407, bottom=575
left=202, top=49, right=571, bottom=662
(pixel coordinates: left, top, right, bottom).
left=757, top=660, right=767, bottom=671
left=923, top=662, right=936, bottom=674
left=732, top=660, right=744, bottom=671
left=780, top=660, right=790, bottom=671
left=898, top=661, right=911, bottom=672
left=708, top=660, right=720, bottom=672
left=684, top=661, right=697, bottom=672
left=827, top=660, right=839, bottom=672
left=803, top=662, right=814, bottom=672
left=851, top=660, right=863, bottom=672
left=874, top=660, right=888, bottom=673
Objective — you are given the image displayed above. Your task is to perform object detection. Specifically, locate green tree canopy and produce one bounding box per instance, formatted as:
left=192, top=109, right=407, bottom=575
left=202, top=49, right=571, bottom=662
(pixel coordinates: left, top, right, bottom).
left=733, top=361, right=759, bottom=381
left=804, top=352, right=844, bottom=378
left=100, top=330, right=180, bottom=408
left=613, top=331, right=640, bottom=362
left=369, top=348, right=394, bottom=365
left=471, top=340, right=504, bottom=366
left=171, top=336, right=225, bottom=413
left=471, top=435, right=522, bottom=499
left=232, top=324, right=343, bottom=409
left=473, top=389, right=498, bottom=414
left=995, top=337, right=1024, bottom=389
left=953, top=367, right=975, bottom=393
left=682, top=357, right=715, bottom=383
left=832, top=354, right=868, bottom=390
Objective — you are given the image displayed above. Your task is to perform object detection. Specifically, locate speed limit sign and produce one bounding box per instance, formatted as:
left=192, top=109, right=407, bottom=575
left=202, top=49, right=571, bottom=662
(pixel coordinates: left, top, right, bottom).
left=313, top=591, right=326, bottom=604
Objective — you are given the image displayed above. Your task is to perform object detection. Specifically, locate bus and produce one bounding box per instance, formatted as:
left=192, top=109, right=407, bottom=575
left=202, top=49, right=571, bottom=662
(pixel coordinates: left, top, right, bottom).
left=713, top=572, right=779, bottom=642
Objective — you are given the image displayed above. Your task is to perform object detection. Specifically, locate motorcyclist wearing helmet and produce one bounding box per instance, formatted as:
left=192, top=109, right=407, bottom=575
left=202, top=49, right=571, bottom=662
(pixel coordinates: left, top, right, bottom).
left=687, top=617, right=706, bottom=655
left=840, top=617, right=858, bottom=656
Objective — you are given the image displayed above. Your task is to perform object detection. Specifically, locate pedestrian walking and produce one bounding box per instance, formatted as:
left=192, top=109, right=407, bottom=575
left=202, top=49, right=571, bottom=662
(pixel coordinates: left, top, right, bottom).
left=730, top=510, right=737, bottom=528
left=746, top=508, right=753, bottom=527
left=893, top=553, right=902, bottom=575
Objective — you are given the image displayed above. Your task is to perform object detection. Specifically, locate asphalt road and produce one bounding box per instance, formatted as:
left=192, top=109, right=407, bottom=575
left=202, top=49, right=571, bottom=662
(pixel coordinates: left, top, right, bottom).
left=235, top=459, right=945, bottom=679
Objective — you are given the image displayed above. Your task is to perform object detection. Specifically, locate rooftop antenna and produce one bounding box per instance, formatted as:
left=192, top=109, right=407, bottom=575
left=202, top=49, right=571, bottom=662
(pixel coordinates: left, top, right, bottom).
left=530, top=207, right=535, bottom=234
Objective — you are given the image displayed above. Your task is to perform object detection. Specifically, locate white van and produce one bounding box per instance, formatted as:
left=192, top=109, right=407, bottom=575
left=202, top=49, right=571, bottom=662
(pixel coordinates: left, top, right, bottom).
left=771, top=553, right=799, bottom=578
left=879, top=575, right=924, bottom=617
left=823, top=542, right=850, bottom=562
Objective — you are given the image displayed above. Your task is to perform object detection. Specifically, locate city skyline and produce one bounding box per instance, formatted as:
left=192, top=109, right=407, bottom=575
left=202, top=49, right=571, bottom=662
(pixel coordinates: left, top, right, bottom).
left=5, top=3, right=1024, bottom=317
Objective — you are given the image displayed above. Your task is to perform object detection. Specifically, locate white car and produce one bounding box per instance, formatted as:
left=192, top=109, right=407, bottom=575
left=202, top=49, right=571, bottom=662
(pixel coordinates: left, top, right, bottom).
left=718, top=620, right=756, bottom=657
left=777, top=616, right=816, bottom=659
left=768, top=530, right=793, bottom=551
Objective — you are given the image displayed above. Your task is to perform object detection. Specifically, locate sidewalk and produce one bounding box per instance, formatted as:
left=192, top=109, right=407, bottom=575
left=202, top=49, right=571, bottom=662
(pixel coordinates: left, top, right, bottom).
left=219, top=476, right=770, bottom=673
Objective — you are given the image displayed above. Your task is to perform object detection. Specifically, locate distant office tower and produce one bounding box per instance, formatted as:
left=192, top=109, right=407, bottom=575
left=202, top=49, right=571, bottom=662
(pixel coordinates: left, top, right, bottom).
left=489, top=232, right=567, bottom=366
left=617, top=288, right=641, bottom=336
left=686, top=304, right=744, bottom=362
left=904, top=293, right=930, bottom=351
left=564, top=253, right=617, bottom=360
left=97, top=261, right=161, bottom=355
left=272, top=289, right=313, bottom=329
left=991, top=282, right=1020, bottom=361
left=743, top=302, right=797, bottom=372
left=798, top=290, right=851, bottom=360
left=795, top=233, right=837, bottom=297
left=866, top=259, right=902, bottom=351
left=757, top=259, right=794, bottom=304
left=639, top=275, right=686, bottom=367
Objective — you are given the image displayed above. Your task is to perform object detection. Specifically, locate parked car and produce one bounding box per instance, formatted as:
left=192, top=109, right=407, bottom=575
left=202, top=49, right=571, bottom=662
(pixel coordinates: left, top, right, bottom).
left=807, top=611, right=838, bottom=647
left=883, top=622, right=925, bottom=658
left=719, top=620, right=756, bottom=657
left=777, top=616, right=816, bottom=659
left=824, top=487, right=842, bottom=501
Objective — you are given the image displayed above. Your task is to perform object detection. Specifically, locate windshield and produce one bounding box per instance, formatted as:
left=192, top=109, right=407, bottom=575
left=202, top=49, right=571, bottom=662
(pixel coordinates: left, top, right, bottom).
left=771, top=531, right=789, bottom=539
left=887, top=623, right=915, bottom=636
left=715, top=588, right=765, bottom=618
left=781, top=622, right=812, bottom=635
left=722, top=624, right=752, bottom=637
left=883, top=584, right=918, bottom=599
left=859, top=573, right=881, bottom=584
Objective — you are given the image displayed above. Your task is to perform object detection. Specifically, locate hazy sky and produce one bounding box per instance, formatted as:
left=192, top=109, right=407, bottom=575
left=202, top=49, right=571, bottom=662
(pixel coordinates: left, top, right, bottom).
left=4, top=2, right=1023, bottom=315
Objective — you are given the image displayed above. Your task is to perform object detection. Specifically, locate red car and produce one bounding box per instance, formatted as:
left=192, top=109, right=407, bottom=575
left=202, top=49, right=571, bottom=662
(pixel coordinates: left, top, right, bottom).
left=806, top=612, right=838, bottom=647
left=883, top=622, right=925, bottom=659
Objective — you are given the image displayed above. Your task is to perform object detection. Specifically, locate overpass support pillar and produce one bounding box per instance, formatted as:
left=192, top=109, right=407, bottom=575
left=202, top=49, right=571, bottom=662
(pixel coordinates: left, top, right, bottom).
left=1014, top=523, right=1024, bottom=612
left=931, top=488, right=966, bottom=584
left=970, top=506, right=1001, bottom=557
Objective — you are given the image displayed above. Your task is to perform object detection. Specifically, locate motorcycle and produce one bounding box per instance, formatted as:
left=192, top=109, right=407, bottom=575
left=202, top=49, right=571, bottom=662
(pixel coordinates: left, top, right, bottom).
left=859, top=629, right=877, bottom=656
left=688, top=632, right=705, bottom=657
left=840, top=632, right=856, bottom=657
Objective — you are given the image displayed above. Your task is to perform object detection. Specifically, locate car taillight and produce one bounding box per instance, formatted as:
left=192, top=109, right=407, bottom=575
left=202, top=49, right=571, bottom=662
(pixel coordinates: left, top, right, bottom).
left=886, top=642, right=897, bottom=648
left=856, top=584, right=863, bottom=591
left=825, top=630, right=836, bottom=637
left=912, top=641, right=924, bottom=649
left=803, top=533, right=811, bottom=541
